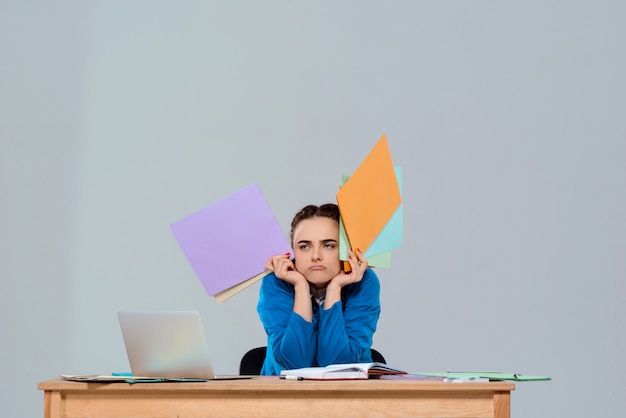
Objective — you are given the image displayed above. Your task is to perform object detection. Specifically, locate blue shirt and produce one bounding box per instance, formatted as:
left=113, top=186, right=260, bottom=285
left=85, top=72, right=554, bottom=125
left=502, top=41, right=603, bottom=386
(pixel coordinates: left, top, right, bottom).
left=256, top=269, right=381, bottom=375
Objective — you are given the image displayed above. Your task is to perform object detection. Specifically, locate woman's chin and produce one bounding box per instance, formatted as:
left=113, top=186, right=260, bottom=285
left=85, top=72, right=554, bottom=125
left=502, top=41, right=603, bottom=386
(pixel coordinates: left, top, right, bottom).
left=306, top=274, right=332, bottom=289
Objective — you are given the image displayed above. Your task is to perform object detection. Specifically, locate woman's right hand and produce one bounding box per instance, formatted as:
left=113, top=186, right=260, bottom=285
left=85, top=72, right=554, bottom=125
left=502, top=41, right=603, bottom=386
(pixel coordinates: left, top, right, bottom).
left=265, top=253, right=307, bottom=286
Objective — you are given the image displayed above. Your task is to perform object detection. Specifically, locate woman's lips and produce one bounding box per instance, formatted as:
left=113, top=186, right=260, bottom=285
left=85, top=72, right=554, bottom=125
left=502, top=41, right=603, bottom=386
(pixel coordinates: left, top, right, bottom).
left=309, top=265, right=326, bottom=271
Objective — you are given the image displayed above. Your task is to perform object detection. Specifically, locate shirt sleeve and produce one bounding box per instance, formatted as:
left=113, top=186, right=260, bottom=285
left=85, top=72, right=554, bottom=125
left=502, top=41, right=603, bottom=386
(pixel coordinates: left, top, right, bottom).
left=257, top=273, right=316, bottom=372
left=315, top=269, right=381, bottom=366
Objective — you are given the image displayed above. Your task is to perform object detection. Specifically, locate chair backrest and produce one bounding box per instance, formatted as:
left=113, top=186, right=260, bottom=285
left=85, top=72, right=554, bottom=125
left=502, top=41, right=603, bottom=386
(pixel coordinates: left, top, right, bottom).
left=370, top=348, right=386, bottom=364
left=239, top=346, right=268, bottom=375
left=239, top=346, right=386, bottom=375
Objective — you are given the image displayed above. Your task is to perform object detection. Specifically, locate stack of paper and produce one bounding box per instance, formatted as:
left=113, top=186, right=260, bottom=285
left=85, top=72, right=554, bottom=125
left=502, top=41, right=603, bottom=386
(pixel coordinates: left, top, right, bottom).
left=170, top=183, right=292, bottom=303
left=336, top=135, right=403, bottom=269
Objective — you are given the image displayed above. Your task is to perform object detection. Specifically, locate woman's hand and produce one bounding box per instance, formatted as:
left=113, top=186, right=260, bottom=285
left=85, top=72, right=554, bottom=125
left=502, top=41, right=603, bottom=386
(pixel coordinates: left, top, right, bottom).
left=329, top=248, right=368, bottom=288
left=265, top=253, right=307, bottom=286
left=265, top=253, right=313, bottom=322
left=322, top=249, right=368, bottom=310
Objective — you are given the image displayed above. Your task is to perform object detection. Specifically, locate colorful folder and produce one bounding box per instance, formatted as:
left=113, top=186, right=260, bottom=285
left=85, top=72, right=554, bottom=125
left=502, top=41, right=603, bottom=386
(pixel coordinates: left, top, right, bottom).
left=170, top=183, right=291, bottom=302
left=339, top=166, right=403, bottom=268
left=336, top=134, right=403, bottom=264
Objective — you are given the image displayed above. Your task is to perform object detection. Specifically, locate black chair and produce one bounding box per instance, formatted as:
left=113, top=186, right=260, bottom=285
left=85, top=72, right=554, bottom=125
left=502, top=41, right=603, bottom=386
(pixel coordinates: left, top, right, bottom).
left=239, top=347, right=268, bottom=375
left=371, top=348, right=386, bottom=364
left=239, top=346, right=386, bottom=375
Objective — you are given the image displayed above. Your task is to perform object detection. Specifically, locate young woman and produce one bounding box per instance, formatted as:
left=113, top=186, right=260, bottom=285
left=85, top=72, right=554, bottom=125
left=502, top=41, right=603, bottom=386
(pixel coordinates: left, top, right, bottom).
left=257, top=203, right=381, bottom=375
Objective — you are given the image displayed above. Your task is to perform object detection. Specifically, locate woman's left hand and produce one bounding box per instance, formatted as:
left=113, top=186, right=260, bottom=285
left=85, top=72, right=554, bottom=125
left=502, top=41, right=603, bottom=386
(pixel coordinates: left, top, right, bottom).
left=329, top=248, right=368, bottom=288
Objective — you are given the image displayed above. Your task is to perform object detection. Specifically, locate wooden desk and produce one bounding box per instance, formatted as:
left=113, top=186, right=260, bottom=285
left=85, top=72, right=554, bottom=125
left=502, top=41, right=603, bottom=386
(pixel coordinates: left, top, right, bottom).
left=39, top=377, right=515, bottom=418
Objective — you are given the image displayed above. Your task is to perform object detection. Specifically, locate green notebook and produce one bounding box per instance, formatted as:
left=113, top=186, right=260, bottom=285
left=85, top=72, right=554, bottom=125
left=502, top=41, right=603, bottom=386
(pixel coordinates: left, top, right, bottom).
left=411, top=372, right=551, bottom=381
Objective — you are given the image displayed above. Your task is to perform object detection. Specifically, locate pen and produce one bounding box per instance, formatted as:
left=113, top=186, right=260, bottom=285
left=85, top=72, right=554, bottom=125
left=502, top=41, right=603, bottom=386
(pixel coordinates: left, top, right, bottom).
left=280, top=375, right=304, bottom=381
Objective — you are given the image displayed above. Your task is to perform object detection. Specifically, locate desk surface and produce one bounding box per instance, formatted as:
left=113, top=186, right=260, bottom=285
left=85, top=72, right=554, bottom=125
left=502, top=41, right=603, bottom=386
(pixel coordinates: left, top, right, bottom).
left=39, top=377, right=515, bottom=418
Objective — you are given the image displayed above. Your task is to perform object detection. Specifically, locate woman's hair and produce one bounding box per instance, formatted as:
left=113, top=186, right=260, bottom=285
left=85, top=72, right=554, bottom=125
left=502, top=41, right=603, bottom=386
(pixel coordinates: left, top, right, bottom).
left=290, top=203, right=339, bottom=245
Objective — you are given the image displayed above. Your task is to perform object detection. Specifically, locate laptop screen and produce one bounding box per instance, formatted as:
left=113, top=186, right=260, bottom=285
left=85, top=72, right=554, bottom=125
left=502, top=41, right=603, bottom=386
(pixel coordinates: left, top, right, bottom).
left=118, top=310, right=215, bottom=379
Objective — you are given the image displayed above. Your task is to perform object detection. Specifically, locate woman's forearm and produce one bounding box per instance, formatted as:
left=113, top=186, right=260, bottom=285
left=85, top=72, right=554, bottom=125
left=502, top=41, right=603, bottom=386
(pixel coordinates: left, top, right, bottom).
left=292, top=281, right=313, bottom=322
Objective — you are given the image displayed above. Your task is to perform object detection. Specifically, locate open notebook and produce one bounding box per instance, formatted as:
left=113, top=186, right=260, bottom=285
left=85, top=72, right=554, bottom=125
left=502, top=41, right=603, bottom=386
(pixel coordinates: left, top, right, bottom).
left=280, top=362, right=407, bottom=380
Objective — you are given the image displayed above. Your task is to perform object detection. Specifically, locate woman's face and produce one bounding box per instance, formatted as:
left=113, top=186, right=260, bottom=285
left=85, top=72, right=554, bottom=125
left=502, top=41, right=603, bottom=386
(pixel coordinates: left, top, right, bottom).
left=292, top=216, right=342, bottom=289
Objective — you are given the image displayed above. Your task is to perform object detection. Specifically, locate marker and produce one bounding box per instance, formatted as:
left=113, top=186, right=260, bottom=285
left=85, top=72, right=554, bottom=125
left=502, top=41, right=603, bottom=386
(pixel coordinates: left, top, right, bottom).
left=280, top=375, right=304, bottom=381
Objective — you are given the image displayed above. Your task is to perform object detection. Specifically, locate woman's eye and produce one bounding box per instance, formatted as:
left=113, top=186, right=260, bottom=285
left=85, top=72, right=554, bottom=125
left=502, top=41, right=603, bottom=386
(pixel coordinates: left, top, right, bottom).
left=299, top=245, right=309, bottom=250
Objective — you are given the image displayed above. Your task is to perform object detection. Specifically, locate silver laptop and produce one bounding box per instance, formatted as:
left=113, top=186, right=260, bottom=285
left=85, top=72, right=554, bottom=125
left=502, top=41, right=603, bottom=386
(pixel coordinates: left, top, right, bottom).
left=118, top=310, right=220, bottom=379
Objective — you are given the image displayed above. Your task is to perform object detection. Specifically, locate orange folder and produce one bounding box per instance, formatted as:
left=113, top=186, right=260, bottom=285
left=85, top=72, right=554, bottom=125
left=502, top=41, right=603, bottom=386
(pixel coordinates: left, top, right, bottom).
left=336, top=134, right=402, bottom=254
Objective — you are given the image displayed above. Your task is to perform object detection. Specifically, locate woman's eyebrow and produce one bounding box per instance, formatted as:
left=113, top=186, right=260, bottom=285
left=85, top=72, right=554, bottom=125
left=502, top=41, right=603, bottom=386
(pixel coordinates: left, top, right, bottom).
left=296, top=239, right=337, bottom=245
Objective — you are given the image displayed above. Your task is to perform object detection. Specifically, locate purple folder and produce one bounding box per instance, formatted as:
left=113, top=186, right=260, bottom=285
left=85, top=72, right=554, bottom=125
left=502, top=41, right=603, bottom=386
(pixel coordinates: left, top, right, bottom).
left=170, top=183, right=291, bottom=296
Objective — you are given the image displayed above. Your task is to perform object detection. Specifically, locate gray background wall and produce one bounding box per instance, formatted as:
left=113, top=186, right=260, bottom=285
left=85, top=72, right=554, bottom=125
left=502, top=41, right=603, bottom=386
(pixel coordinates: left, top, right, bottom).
left=1, top=1, right=624, bottom=417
